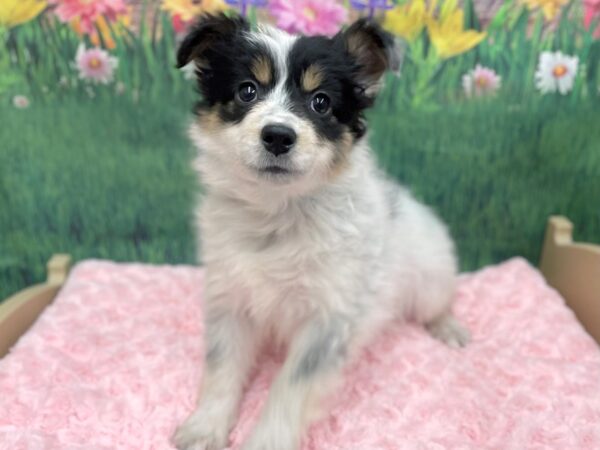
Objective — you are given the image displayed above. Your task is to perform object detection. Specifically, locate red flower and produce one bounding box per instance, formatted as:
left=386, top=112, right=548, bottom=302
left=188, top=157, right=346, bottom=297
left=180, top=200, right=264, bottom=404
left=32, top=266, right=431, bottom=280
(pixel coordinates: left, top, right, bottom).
left=49, top=0, right=128, bottom=35
left=584, top=0, right=600, bottom=38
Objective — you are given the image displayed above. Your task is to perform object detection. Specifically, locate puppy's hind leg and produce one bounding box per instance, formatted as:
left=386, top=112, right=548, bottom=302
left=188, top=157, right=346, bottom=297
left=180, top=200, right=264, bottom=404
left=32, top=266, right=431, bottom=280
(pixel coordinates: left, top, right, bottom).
left=426, top=312, right=470, bottom=348
left=413, top=273, right=470, bottom=348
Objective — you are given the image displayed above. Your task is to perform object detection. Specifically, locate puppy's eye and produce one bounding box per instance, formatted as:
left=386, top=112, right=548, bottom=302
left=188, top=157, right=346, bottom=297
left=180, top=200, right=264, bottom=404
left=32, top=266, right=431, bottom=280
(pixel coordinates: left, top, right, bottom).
left=310, top=93, right=331, bottom=115
left=237, top=81, right=258, bottom=103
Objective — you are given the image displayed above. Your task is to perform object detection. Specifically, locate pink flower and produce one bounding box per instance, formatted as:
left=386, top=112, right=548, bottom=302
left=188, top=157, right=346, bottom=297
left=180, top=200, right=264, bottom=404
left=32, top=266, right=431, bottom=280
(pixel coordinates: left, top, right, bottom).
left=12, top=95, right=30, bottom=109
left=268, top=0, right=347, bottom=36
left=75, top=44, right=118, bottom=84
left=49, top=0, right=128, bottom=35
left=462, top=65, right=501, bottom=98
left=584, top=0, right=600, bottom=38
left=171, top=14, right=188, bottom=35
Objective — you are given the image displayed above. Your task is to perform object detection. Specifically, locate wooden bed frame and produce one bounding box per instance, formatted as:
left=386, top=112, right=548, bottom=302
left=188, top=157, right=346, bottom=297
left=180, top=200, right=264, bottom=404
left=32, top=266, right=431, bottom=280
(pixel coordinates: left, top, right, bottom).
left=0, top=254, right=72, bottom=358
left=539, top=216, right=600, bottom=345
left=0, top=216, right=598, bottom=359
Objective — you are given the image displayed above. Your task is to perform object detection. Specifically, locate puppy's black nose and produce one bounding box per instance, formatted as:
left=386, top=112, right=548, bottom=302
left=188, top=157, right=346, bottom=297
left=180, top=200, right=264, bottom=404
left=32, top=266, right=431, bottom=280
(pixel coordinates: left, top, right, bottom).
left=261, top=124, right=296, bottom=156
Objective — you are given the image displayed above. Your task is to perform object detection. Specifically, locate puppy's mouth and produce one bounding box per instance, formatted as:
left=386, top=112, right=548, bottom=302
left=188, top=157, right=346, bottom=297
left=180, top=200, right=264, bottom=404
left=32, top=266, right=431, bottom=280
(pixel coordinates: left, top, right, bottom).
left=260, top=166, right=292, bottom=174
left=253, top=165, right=301, bottom=179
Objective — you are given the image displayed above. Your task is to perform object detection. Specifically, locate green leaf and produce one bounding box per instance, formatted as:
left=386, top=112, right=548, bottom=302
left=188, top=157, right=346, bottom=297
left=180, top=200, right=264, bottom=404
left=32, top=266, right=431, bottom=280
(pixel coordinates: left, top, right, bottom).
left=463, top=0, right=481, bottom=31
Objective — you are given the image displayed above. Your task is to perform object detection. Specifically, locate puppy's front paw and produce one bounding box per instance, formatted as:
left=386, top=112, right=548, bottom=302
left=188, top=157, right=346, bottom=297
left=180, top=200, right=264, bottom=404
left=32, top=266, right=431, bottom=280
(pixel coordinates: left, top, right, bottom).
left=241, top=437, right=287, bottom=450
left=241, top=423, right=299, bottom=450
left=172, top=410, right=229, bottom=450
left=426, top=314, right=470, bottom=348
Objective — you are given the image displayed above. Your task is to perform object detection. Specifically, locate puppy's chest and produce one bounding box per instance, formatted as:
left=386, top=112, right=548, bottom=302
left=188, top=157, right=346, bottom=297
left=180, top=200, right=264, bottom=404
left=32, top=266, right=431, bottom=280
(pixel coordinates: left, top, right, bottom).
left=224, top=217, right=340, bottom=326
left=241, top=227, right=323, bottom=297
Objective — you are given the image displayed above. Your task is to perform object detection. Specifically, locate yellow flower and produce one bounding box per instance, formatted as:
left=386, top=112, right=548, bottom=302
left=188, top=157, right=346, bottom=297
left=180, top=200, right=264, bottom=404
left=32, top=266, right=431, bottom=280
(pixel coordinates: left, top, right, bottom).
left=0, top=0, right=46, bottom=28
left=383, top=0, right=428, bottom=42
left=523, top=0, right=568, bottom=21
left=427, top=0, right=486, bottom=59
left=161, top=0, right=227, bottom=22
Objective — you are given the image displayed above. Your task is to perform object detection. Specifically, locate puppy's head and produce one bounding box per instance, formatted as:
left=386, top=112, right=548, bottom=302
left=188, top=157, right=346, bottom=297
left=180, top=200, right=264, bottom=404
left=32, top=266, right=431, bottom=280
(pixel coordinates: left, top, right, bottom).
left=177, top=14, right=399, bottom=192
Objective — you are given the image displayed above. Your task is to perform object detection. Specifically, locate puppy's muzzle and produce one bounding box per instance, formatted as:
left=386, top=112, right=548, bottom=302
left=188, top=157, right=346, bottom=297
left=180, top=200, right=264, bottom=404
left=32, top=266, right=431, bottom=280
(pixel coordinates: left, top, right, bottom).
left=261, top=124, right=296, bottom=157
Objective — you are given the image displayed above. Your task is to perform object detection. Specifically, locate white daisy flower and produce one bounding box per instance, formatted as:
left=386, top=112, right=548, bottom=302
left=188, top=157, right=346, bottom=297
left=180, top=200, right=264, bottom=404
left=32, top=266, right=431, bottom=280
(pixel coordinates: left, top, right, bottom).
left=534, top=51, right=578, bottom=95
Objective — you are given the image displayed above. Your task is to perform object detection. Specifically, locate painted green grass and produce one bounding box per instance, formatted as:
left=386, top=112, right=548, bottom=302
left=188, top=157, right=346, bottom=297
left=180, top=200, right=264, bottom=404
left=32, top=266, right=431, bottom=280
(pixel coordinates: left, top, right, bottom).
left=2, top=1, right=599, bottom=299
left=370, top=98, right=600, bottom=267
left=0, top=94, right=197, bottom=299
left=1, top=93, right=599, bottom=300
left=4, top=2, right=599, bottom=107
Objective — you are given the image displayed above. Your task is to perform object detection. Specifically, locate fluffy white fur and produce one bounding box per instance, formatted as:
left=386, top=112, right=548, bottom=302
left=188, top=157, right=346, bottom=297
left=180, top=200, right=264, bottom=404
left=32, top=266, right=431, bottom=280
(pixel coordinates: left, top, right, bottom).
left=174, top=24, right=469, bottom=450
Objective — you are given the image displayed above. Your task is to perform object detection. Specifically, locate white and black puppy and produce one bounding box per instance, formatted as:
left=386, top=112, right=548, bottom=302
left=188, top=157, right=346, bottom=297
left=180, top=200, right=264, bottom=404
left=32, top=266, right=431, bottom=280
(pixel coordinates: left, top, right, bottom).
left=173, top=13, right=469, bottom=450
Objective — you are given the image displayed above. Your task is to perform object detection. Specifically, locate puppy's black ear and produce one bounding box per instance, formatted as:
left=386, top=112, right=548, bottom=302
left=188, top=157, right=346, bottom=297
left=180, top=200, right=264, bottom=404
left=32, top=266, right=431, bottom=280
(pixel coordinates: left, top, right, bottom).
left=337, top=19, right=403, bottom=96
left=176, top=13, right=249, bottom=69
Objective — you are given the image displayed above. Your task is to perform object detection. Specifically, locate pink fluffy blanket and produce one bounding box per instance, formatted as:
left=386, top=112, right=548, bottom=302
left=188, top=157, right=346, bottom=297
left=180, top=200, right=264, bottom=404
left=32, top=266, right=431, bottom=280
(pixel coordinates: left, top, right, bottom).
left=1, top=258, right=599, bottom=449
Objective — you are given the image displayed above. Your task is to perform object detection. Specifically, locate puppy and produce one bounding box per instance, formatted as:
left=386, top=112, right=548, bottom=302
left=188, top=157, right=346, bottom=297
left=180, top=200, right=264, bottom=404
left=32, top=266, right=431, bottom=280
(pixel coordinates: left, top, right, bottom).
left=173, top=13, right=469, bottom=450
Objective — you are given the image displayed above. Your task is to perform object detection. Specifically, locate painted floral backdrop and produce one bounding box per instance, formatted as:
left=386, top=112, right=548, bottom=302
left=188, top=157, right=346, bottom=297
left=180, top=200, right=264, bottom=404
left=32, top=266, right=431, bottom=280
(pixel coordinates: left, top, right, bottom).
left=1, top=0, right=599, bottom=299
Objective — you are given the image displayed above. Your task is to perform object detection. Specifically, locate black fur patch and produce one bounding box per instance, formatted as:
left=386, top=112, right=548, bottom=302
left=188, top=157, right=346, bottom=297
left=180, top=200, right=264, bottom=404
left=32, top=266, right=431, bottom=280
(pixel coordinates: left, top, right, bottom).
left=176, top=14, right=277, bottom=123
left=286, top=36, right=369, bottom=141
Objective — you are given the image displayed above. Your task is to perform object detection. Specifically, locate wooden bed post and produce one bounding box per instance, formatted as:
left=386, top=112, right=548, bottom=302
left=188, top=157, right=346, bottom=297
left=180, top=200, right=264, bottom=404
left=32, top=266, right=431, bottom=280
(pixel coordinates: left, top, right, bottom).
left=0, top=254, right=72, bottom=358
left=540, top=216, right=600, bottom=345
left=47, top=254, right=72, bottom=286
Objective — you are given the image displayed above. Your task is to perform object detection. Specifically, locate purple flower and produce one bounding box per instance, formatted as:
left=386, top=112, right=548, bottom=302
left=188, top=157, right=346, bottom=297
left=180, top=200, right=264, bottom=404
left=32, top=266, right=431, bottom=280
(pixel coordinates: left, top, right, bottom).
left=350, top=0, right=395, bottom=18
left=224, top=0, right=268, bottom=16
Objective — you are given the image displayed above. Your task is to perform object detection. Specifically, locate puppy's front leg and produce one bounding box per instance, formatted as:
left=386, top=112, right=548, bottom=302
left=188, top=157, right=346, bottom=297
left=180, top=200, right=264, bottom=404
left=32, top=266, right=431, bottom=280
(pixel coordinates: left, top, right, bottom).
left=174, top=306, right=258, bottom=450
left=243, top=315, right=362, bottom=450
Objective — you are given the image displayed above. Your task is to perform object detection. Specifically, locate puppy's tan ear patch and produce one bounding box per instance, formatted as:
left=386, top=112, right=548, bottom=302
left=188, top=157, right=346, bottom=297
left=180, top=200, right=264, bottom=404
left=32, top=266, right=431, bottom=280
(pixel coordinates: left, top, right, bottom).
left=301, top=65, right=324, bottom=92
left=251, top=55, right=273, bottom=86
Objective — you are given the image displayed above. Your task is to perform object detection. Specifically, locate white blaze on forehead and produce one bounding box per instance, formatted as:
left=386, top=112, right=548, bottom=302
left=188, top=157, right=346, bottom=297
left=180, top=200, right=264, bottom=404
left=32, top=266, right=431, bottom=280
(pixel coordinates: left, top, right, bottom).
left=248, top=25, right=298, bottom=120
left=252, top=25, right=297, bottom=81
